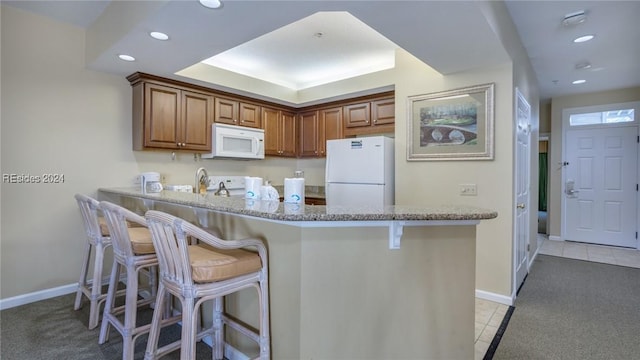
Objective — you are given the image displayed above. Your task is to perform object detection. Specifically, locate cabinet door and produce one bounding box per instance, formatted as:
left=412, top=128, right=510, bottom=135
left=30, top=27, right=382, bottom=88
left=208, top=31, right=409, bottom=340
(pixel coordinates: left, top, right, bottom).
left=298, top=110, right=319, bottom=157
left=239, top=102, right=261, bottom=128
left=262, top=107, right=281, bottom=156
left=181, top=90, right=213, bottom=151
left=344, top=102, right=371, bottom=128
left=319, top=107, right=343, bottom=156
left=144, top=83, right=181, bottom=149
left=371, top=98, right=395, bottom=125
left=214, top=97, right=239, bottom=125
left=280, top=111, right=297, bottom=157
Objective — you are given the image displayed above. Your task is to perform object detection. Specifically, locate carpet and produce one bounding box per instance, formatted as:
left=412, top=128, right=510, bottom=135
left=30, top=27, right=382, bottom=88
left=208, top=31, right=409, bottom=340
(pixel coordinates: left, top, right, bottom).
left=492, top=255, right=640, bottom=360
left=0, top=293, right=213, bottom=360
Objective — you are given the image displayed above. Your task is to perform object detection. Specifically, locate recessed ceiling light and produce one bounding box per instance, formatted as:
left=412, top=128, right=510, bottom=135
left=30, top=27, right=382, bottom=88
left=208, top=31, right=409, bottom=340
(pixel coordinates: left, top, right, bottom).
left=572, top=79, right=586, bottom=85
left=199, top=0, right=221, bottom=9
left=150, top=31, right=169, bottom=41
left=573, top=35, right=594, bottom=43
left=118, top=54, right=135, bottom=62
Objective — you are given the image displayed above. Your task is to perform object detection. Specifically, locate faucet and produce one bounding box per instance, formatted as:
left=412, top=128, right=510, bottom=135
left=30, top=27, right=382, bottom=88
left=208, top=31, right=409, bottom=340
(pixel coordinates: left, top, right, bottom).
left=194, top=167, right=210, bottom=194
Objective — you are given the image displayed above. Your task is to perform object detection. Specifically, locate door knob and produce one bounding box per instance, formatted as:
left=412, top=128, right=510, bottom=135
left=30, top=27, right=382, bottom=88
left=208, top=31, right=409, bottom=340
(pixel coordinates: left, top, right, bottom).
left=517, top=203, right=525, bottom=209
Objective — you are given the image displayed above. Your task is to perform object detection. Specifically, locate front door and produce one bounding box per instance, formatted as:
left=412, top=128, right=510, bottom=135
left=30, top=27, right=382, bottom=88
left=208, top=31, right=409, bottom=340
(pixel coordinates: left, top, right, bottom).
left=565, top=126, right=638, bottom=247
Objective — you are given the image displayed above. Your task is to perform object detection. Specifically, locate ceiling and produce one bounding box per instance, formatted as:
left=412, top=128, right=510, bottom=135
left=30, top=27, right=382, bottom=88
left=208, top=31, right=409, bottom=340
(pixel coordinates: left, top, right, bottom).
left=3, top=0, right=639, bottom=102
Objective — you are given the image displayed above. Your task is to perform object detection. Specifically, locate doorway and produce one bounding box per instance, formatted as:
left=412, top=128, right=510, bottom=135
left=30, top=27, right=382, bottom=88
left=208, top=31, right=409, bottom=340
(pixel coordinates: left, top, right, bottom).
left=538, top=136, right=549, bottom=234
left=561, top=102, right=639, bottom=249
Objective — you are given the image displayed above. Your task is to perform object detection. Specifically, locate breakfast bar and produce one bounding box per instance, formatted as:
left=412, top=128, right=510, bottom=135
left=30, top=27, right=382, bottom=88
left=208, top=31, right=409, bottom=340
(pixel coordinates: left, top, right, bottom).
left=99, top=187, right=497, bottom=360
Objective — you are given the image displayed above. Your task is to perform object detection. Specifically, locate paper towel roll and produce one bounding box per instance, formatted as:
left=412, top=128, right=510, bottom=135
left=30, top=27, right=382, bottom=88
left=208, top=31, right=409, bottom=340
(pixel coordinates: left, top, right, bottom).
left=284, top=177, right=305, bottom=204
left=244, top=177, right=263, bottom=199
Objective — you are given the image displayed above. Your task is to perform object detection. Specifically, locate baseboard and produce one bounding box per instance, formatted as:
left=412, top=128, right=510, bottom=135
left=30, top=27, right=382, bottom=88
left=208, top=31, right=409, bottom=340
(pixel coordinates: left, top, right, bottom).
left=548, top=235, right=563, bottom=241
left=0, top=283, right=77, bottom=310
left=0, top=273, right=129, bottom=311
left=475, top=289, right=513, bottom=306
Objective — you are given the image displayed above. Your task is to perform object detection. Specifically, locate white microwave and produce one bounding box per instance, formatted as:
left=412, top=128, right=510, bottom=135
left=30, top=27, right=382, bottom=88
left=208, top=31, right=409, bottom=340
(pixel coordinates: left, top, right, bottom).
left=202, top=123, right=265, bottom=160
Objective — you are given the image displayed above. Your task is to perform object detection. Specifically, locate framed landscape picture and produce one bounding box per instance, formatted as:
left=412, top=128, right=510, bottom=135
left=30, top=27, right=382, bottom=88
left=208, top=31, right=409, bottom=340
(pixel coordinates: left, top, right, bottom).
left=407, top=83, right=495, bottom=161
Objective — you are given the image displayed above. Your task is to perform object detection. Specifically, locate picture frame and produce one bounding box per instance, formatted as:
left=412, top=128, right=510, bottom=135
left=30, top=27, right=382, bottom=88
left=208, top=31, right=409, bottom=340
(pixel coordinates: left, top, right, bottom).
left=407, top=83, right=495, bottom=161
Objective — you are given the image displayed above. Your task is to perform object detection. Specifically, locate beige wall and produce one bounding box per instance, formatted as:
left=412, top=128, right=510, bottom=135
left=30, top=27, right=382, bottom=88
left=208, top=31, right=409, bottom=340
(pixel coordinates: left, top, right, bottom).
left=1, top=3, right=533, bottom=302
left=547, top=86, right=640, bottom=238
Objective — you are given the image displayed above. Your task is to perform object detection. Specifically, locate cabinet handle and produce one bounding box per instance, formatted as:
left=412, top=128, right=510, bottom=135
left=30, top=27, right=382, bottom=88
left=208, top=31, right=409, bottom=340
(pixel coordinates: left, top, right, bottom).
left=373, top=119, right=377, bottom=123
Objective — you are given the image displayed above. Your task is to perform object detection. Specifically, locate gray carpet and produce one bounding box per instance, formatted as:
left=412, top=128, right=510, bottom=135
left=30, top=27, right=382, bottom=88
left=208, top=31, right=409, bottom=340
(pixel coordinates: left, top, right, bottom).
left=493, top=255, right=640, bottom=360
left=0, top=293, right=213, bottom=360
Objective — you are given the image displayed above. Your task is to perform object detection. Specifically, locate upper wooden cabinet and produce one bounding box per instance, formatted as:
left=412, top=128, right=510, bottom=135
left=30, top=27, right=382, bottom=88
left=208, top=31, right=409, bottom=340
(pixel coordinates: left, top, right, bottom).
left=214, top=97, right=261, bottom=128
left=343, top=96, right=395, bottom=137
left=131, top=81, right=212, bottom=151
left=344, top=102, right=371, bottom=128
left=128, top=73, right=394, bottom=154
left=298, top=110, right=320, bottom=157
left=298, top=107, right=343, bottom=158
left=263, top=107, right=297, bottom=157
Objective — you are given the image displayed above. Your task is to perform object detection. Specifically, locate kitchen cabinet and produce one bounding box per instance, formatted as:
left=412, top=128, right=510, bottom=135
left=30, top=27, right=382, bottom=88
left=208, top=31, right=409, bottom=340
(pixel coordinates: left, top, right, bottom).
left=299, top=107, right=344, bottom=157
left=131, top=82, right=212, bottom=151
left=343, top=96, right=395, bottom=137
left=263, top=107, right=297, bottom=157
left=298, top=110, right=320, bottom=157
left=214, top=97, right=262, bottom=128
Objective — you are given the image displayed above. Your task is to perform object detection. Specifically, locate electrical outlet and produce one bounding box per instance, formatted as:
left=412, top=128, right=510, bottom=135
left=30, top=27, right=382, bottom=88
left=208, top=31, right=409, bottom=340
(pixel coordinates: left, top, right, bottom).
left=459, top=184, right=477, bottom=196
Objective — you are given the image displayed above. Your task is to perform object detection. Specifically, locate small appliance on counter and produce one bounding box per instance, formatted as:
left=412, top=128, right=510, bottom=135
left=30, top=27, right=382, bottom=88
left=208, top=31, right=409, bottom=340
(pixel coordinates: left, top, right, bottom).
left=140, top=172, right=163, bottom=193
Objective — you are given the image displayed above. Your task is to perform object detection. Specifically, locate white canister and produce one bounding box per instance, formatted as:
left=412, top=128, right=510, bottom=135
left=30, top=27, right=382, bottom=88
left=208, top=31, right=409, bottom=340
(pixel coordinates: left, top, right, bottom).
left=244, top=177, right=263, bottom=199
left=284, top=177, right=305, bottom=204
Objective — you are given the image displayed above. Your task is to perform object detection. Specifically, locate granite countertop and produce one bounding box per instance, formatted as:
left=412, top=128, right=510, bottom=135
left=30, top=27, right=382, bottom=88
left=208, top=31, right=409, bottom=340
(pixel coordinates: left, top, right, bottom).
left=99, top=187, right=498, bottom=222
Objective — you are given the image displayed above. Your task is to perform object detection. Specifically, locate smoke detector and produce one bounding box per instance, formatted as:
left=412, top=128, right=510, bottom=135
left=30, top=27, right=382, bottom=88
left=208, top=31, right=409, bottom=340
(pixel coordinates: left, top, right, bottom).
left=563, top=10, right=587, bottom=27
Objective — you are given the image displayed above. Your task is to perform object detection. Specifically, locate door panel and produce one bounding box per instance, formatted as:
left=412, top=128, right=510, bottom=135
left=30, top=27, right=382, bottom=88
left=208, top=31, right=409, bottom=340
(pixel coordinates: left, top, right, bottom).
left=565, top=126, right=637, bottom=247
left=514, top=90, right=530, bottom=292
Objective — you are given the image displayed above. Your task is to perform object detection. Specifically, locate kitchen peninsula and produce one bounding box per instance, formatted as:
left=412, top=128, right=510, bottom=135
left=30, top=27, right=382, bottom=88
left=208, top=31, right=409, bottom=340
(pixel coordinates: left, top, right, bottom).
left=99, top=187, right=497, bottom=360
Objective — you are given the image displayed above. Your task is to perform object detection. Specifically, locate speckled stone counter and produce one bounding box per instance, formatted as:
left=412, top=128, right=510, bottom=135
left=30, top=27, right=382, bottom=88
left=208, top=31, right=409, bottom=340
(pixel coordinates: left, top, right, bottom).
left=98, top=187, right=496, bottom=360
left=98, top=187, right=497, bottom=222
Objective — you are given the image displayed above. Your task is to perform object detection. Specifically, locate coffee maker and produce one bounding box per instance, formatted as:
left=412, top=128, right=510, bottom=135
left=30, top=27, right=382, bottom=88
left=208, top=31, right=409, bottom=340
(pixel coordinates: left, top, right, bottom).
left=140, top=172, right=163, bottom=193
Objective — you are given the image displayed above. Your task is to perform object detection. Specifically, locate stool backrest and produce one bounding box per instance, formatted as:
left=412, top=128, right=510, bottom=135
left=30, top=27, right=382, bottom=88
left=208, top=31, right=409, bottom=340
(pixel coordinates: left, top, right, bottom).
left=74, top=194, right=104, bottom=241
left=145, top=210, right=196, bottom=286
left=99, top=201, right=146, bottom=260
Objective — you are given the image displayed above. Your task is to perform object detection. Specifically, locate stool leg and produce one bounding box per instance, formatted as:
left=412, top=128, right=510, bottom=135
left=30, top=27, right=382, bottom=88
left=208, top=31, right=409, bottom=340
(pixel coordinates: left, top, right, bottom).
left=98, top=260, right=120, bottom=344
left=121, top=264, right=139, bottom=360
left=88, top=242, right=106, bottom=329
left=144, top=283, right=166, bottom=360
left=180, top=296, right=197, bottom=360
left=213, top=297, right=224, bottom=360
left=259, top=278, right=271, bottom=359
left=74, top=241, right=92, bottom=310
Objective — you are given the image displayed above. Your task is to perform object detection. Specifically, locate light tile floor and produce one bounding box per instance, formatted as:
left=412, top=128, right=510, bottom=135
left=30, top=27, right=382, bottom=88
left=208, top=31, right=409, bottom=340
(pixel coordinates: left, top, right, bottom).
left=473, top=234, right=640, bottom=359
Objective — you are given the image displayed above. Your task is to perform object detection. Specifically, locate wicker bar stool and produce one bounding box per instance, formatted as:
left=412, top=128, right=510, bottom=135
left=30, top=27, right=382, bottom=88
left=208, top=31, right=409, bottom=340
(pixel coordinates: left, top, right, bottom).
left=73, top=194, right=116, bottom=329
left=144, top=210, right=270, bottom=360
left=98, top=201, right=180, bottom=360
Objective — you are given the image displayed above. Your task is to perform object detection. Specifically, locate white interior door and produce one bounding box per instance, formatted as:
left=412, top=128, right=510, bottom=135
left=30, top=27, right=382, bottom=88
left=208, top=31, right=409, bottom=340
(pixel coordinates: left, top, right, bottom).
left=565, top=126, right=638, bottom=247
left=514, top=90, right=530, bottom=292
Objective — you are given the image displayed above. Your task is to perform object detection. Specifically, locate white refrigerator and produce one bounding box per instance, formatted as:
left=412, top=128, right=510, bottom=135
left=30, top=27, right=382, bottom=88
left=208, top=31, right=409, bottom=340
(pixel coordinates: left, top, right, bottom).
left=325, top=136, right=394, bottom=207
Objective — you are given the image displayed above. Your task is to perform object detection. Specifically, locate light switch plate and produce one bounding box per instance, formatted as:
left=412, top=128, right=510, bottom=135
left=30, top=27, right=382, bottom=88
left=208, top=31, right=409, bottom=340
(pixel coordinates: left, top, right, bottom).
left=459, top=184, right=477, bottom=196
